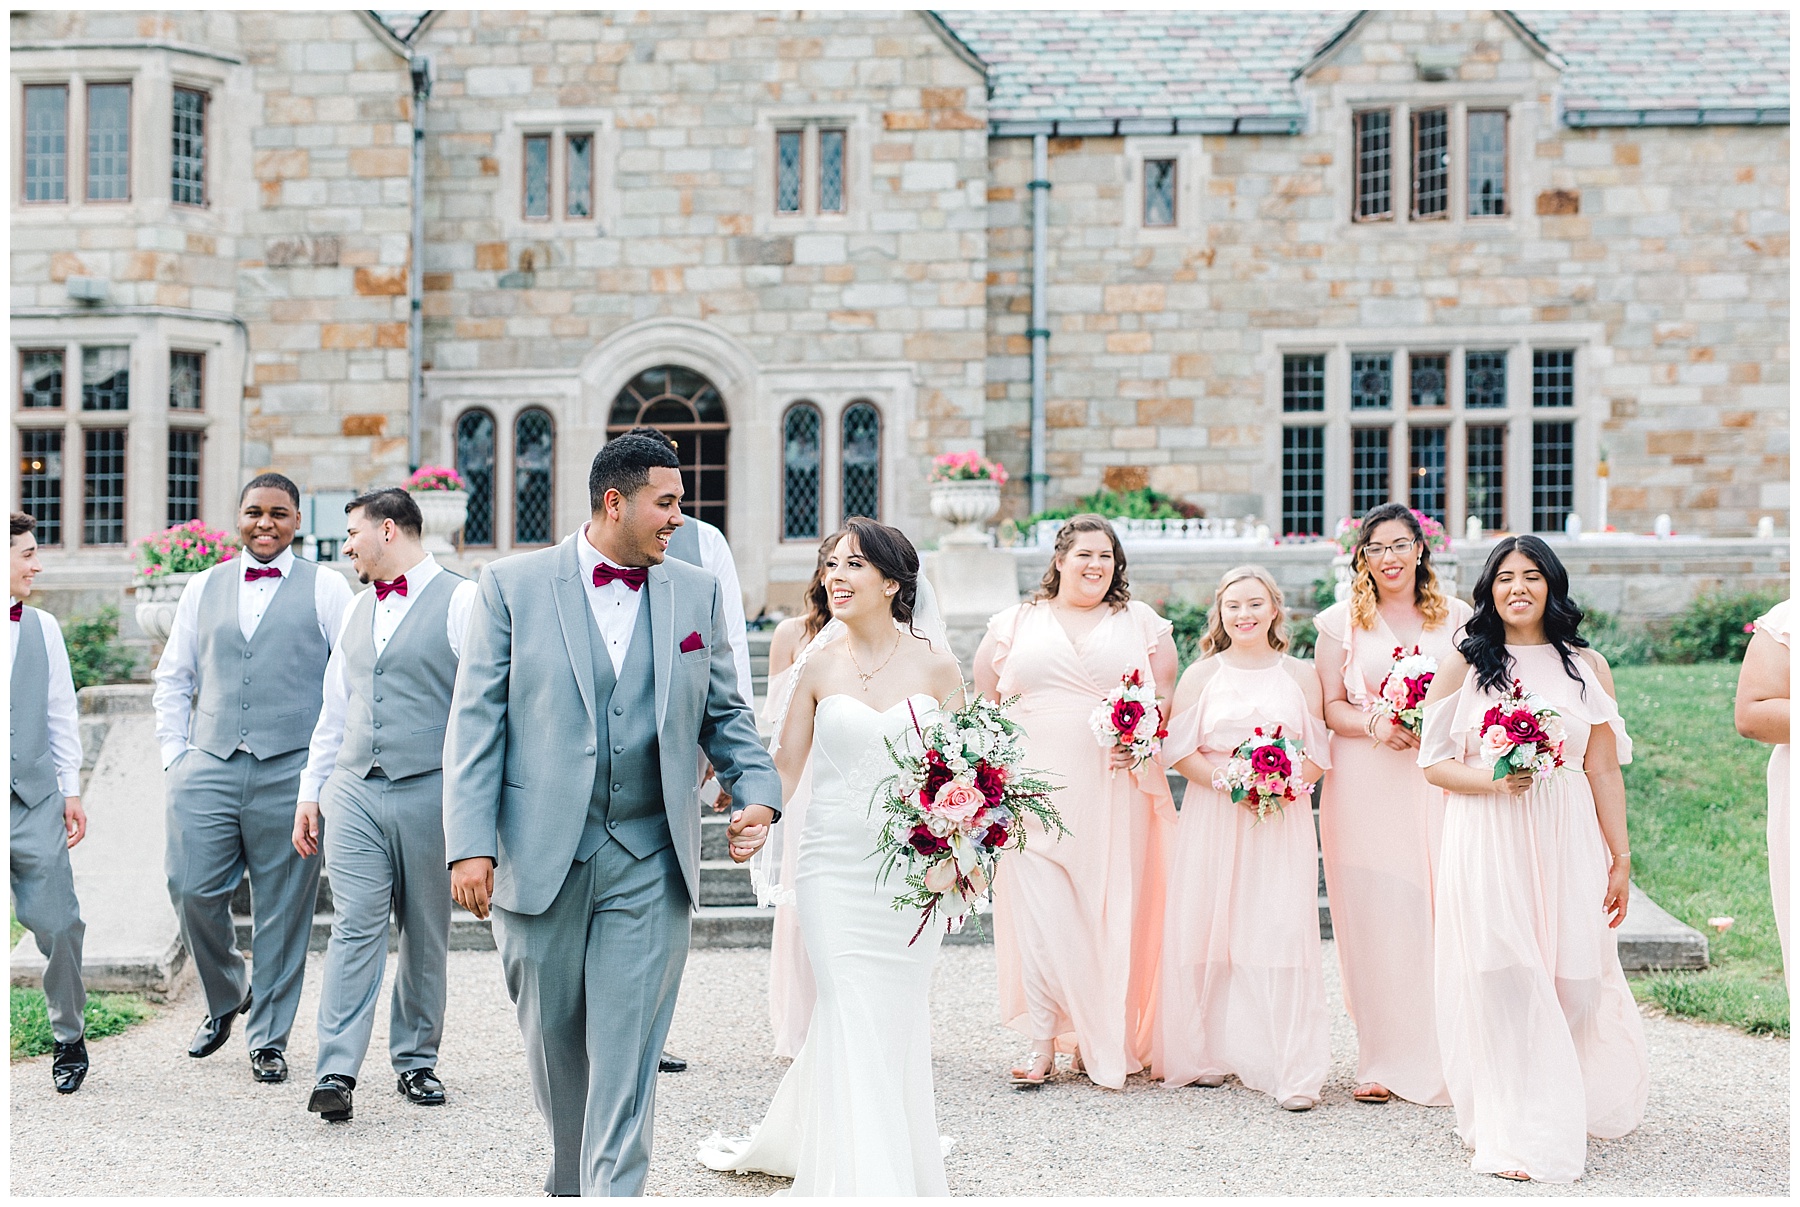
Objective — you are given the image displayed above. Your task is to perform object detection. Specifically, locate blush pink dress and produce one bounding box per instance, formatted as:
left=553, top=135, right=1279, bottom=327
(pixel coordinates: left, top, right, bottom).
left=1753, top=600, right=1790, bottom=988
left=763, top=661, right=817, bottom=1059
left=1420, top=643, right=1648, bottom=1183
left=1153, top=658, right=1333, bottom=1104
left=1315, top=597, right=1470, bottom=1107
left=986, top=600, right=1176, bottom=1089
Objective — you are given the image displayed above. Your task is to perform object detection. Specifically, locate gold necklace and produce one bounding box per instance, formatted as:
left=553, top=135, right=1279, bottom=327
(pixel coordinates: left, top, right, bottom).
left=845, top=629, right=901, bottom=691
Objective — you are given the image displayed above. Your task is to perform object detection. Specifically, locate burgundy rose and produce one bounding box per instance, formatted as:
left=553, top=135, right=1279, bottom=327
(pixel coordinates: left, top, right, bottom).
left=909, top=825, right=949, bottom=856
left=1403, top=676, right=1430, bottom=707
left=981, top=822, right=1009, bottom=849
left=1250, top=743, right=1292, bottom=778
left=1482, top=705, right=1505, bottom=731
left=975, top=761, right=1008, bottom=807
left=1502, top=709, right=1546, bottom=745
left=920, top=751, right=954, bottom=804
left=1112, top=699, right=1146, bottom=737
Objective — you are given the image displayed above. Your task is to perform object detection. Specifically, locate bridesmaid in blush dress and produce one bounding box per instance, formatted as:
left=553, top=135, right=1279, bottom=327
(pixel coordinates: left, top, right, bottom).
left=1154, top=565, right=1331, bottom=1111
left=1314, top=502, right=1470, bottom=1108
left=1419, top=536, right=1647, bottom=1184
left=1736, top=598, right=1790, bottom=989
left=973, top=515, right=1177, bottom=1090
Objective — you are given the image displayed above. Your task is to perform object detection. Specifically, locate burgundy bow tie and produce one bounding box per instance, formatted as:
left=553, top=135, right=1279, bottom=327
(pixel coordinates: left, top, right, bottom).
left=374, top=575, right=408, bottom=601
left=10, top=602, right=21, bottom=622
left=593, top=563, right=647, bottom=591
left=244, top=565, right=283, bottom=582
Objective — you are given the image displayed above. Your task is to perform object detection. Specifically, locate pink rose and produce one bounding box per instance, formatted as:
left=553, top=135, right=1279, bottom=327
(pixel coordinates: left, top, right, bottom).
left=932, top=781, right=986, bottom=828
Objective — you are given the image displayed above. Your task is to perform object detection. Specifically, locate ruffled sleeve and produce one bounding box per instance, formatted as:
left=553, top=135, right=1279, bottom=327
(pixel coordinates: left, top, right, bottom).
left=1417, top=694, right=1468, bottom=770
left=1286, top=659, right=1333, bottom=772
left=1131, top=599, right=1175, bottom=660
left=1756, top=599, right=1792, bottom=650
left=984, top=603, right=1026, bottom=691
left=1156, top=699, right=1203, bottom=772
left=1312, top=601, right=1367, bottom=708
left=1564, top=657, right=1634, bottom=767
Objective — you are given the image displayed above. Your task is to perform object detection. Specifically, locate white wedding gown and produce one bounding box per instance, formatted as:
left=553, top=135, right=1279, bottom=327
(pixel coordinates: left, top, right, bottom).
left=698, top=693, right=949, bottom=1196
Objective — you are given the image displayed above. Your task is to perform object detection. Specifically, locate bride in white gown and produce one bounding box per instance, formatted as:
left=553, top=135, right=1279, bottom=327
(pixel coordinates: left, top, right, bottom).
left=699, top=517, right=965, bottom=1196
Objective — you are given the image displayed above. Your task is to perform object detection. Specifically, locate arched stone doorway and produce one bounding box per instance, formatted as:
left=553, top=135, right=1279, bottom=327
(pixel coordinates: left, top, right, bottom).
left=607, top=364, right=730, bottom=535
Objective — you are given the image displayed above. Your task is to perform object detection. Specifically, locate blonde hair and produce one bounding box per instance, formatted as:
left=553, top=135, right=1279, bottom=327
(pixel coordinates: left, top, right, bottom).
left=1201, top=564, right=1289, bottom=656
left=1346, top=503, right=1450, bottom=631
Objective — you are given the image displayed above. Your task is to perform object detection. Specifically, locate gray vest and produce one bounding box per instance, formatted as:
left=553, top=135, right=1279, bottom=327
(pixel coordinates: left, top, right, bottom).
left=665, top=518, right=702, bottom=568
left=10, top=608, right=62, bottom=810
left=335, top=569, right=464, bottom=782
left=190, top=557, right=331, bottom=760
left=575, top=596, right=670, bottom=862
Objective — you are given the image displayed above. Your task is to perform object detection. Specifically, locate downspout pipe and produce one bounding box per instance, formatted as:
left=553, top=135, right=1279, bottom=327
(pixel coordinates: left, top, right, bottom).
left=407, top=54, right=432, bottom=472
left=1028, top=133, right=1050, bottom=517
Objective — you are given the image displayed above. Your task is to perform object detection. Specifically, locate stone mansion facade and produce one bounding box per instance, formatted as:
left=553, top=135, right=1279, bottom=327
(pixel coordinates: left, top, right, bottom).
left=10, top=9, right=1788, bottom=611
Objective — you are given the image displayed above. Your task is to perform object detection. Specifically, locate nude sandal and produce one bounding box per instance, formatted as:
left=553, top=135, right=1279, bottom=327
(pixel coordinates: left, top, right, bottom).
left=1009, top=1052, right=1053, bottom=1088
left=1353, top=1082, right=1392, bottom=1103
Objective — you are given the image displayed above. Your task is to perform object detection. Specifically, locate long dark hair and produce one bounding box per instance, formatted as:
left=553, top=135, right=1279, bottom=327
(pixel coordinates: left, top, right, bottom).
left=811, top=516, right=921, bottom=634
left=1030, top=513, right=1130, bottom=609
left=1459, top=535, right=1588, bottom=695
left=799, top=530, right=840, bottom=640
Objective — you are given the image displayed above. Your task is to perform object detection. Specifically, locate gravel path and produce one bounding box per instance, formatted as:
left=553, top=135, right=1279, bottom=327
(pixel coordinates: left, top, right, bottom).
left=10, top=942, right=1787, bottom=1196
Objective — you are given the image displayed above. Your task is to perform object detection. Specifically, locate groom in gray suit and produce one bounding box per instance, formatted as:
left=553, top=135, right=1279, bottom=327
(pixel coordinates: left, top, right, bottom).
left=444, top=434, right=780, bottom=1196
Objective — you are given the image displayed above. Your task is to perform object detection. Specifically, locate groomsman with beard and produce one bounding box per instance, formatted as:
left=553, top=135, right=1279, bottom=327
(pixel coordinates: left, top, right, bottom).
left=10, top=511, right=91, bottom=1093
left=292, top=488, right=476, bottom=1122
left=153, top=473, right=354, bottom=1082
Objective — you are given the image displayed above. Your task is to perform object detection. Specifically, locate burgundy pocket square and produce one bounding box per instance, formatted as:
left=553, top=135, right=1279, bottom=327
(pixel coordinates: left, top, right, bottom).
left=680, top=631, right=706, bottom=654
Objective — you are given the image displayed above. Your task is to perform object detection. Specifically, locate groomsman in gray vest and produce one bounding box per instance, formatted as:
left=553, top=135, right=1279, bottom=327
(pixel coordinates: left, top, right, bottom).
left=292, top=487, right=476, bottom=1122
left=444, top=435, right=781, bottom=1196
left=10, top=511, right=90, bottom=1093
left=153, top=473, right=354, bottom=1082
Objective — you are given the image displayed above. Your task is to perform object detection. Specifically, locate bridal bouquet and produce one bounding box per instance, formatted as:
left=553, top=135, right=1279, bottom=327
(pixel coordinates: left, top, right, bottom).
left=875, top=692, right=1061, bottom=943
left=1089, top=668, right=1167, bottom=770
left=1373, top=646, right=1437, bottom=735
left=1478, top=679, right=1567, bottom=781
left=1211, top=726, right=1311, bottom=822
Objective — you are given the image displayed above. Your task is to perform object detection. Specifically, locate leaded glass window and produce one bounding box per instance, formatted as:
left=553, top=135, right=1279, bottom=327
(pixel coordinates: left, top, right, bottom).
left=1282, top=354, right=1326, bottom=412
left=567, top=133, right=593, bottom=219
left=86, top=83, right=131, bottom=201
left=523, top=134, right=550, bottom=220
left=1465, top=351, right=1507, bottom=409
left=782, top=404, right=822, bottom=540
left=455, top=409, right=496, bottom=546
left=21, top=351, right=63, bottom=409
left=1351, top=428, right=1390, bottom=517
left=170, top=351, right=203, bottom=410
left=83, top=428, right=126, bottom=545
left=1532, top=421, right=1575, bottom=533
left=19, top=430, right=63, bottom=546
left=168, top=428, right=202, bottom=526
left=776, top=130, right=803, bottom=214
left=1468, top=110, right=1507, bottom=217
left=513, top=409, right=555, bottom=545
left=82, top=347, right=130, bottom=411
left=1350, top=353, right=1392, bottom=410
left=1144, top=158, right=1176, bottom=227
left=1412, top=108, right=1448, bottom=219
left=1354, top=110, right=1391, bottom=221
left=1532, top=348, right=1575, bottom=408
left=24, top=85, right=67, bottom=203
left=1408, top=426, right=1446, bottom=523
left=841, top=402, right=881, bottom=521
left=1281, top=426, right=1325, bottom=536
left=607, top=366, right=730, bottom=534
left=172, top=87, right=207, bottom=206
left=1410, top=354, right=1448, bottom=408
left=819, top=128, right=845, bottom=214
left=1466, top=425, right=1506, bottom=530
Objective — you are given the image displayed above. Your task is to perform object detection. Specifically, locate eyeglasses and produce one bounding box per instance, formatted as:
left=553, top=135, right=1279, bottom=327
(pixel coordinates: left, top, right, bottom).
left=1363, top=538, right=1417, bottom=560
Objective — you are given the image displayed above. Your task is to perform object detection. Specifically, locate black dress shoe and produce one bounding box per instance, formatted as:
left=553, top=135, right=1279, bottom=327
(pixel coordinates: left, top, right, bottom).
left=249, top=1048, right=288, bottom=1083
left=397, top=1067, right=446, bottom=1105
left=658, top=1050, right=687, bottom=1073
left=51, top=1038, right=89, bottom=1094
left=187, top=988, right=252, bottom=1059
left=308, top=1074, right=355, bottom=1122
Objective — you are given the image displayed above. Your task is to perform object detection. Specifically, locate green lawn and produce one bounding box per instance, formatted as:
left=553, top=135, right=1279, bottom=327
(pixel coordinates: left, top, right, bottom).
left=1614, top=662, right=1788, bottom=1036
left=10, top=988, right=153, bottom=1060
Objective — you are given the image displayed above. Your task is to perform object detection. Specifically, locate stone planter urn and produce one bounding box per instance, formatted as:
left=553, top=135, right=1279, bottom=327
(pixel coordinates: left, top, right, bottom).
left=134, top=573, right=194, bottom=645
left=929, top=479, right=1002, bottom=547
left=414, top=489, right=469, bottom=556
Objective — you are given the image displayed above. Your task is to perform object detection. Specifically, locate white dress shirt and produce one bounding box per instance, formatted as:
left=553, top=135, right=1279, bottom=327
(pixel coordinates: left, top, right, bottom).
left=151, top=545, right=356, bottom=769
left=298, top=554, right=479, bottom=802
left=578, top=524, right=650, bottom=677
left=11, top=598, right=84, bottom=797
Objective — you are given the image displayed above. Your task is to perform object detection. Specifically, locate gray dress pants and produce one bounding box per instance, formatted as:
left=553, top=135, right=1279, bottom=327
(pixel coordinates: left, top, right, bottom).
left=493, top=836, right=691, bottom=1197
left=314, top=767, right=450, bottom=1080
left=165, top=747, right=320, bottom=1052
left=11, top=791, right=87, bottom=1043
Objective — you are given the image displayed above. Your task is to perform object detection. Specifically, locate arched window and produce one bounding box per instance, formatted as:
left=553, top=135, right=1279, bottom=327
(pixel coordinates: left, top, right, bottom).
left=782, top=402, right=822, bottom=540
left=608, top=364, right=730, bottom=535
left=841, top=401, right=881, bottom=521
left=513, top=408, right=555, bottom=545
left=454, top=409, right=496, bottom=546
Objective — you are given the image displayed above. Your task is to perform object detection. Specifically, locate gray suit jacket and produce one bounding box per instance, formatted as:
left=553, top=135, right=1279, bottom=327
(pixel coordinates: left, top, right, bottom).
left=443, top=532, right=781, bottom=915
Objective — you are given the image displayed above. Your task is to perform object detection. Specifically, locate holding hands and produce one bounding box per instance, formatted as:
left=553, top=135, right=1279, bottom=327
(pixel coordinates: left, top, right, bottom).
left=726, top=804, right=775, bottom=863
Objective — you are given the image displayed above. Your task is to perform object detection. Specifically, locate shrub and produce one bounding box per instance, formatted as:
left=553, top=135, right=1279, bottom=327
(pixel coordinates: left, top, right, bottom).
left=1025, top=486, right=1201, bottom=527
left=1577, top=601, right=1658, bottom=667
left=1287, top=614, right=1318, bottom=660
left=1161, top=599, right=1209, bottom=669
left=63, top=606, right=137, bottom=690
left=1664, top=590, right=1785, bottom=664
left=1311, top=576, right=1338, bottom=611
